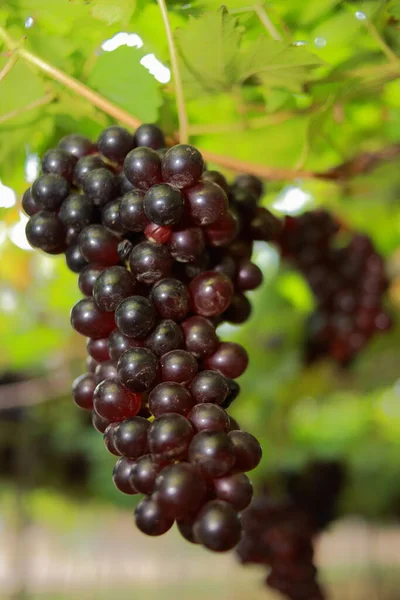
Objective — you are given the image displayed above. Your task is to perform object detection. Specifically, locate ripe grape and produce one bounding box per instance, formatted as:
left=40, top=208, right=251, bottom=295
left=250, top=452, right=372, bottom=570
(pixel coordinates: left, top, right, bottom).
left=130, top=454, right=162, bottom=495
left=83, top=168, right=119, bottom=207
left=155, top=462, right=206, bottom=519
left=202, top=170, right=229, bottom=194
left=72, top=373, right=96, bottom=410
left=188, top=403, right=230, bottom=432
left=93, top=377, right=141, bottom=421
left=42, top=148, right=76, bottom=181
left=134, top=124, right=165, bottom=149
left=102, top=199, right=126, bottom=235
left=58, top=133, right=95, bottom=158
left=236, top=260, right=263, bottom=291
left=78, top=264, right=106, bottom=296
left=144, top=184, right=184, bottom=226
left=232, top=174, right=264, bottom=200
left=119, top=190, right=149, bottom=232
left=224, top=294, right=252, bottom=325
left=124, top=147, right=162, bottom=190
left=104, top=423, right=122, bottom=456
left=115, top=296, right=156, bottom=339
left=149, top=382, right=194, bottom=417
left=108, top=329, right=144, bottom=362
left=189, top=370, right=229, bottom=405
left=32, top=174, right=70, bottom=210
left=70, top=298, right=115, bottom=338
left=25, top=211, right=66, bottom=254
left=194, top=500, right=242, bottom=552
left=79, top=225, right=119, bottom=266
left=94, top=360, right=118, bottom=384
left=92, top=410, right=110, bottom=433
left=204, top=342, right=248, bottom=379
left=189, top=272, right=234, bottom=317
left=151, top=278, right=190, bottom=321
left=129, top=241, right=172, bottom=285
left=229, top=430, right=262, bottom=472
left=65, top=244, right=88, bottom=273
left=93, top=266, right=135, bottom=312
left=112, top=457, right=138, bottom=495
left=160, top=350, right=198, bottom=385
left=186, top=181, right=227, bottom=226
left=181, top=316, right=219, bottom=358
left=117, top=347, right=159, bottom=392
left=134, top=496, right=174, bottom=536
left=213, top=473, right=253, bottom=511
left=162, top=144, right=204, bottom=189
left=74, top=155, right=106, bottom=187
left=87, top=337, right=110, bottom=362
left=97, top=126, right=134, bottom=163
left=59, top=193, right=95, bottom=231
left=148, top=413, right=194, bottom=462
left=22, top=188, right=40, bottom=216
left=169, top=228, right=205, bottom=263
left=145, top=320, right=184, bottom=356
left=189, top=430, right=235, bottom=478
left=113, top=416, right=150, bottom=458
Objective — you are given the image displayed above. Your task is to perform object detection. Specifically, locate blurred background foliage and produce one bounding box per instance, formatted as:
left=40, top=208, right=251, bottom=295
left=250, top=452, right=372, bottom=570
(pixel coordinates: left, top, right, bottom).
left=0, top=0, right=400, bottom=528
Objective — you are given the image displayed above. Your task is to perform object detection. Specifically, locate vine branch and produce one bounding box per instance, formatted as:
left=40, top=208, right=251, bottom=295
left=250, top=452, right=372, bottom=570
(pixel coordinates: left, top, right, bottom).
left=0, top=92, right=55, bottom=125
left=157, top=0, right=189, bottom=144
left=0, top=52, right=18, bottom=83
left=253, top=3, right=283, bottom=41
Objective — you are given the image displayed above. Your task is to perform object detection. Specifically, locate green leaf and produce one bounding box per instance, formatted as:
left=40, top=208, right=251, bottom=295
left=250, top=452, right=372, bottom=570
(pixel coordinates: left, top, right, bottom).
left=89, top=0, right=136, bottom=25
left=87, top=46, right=162, bottom=123
left=176, top=7, right=243, bottom=94
left=239, top=38, right=325, bottom=93
left=388, top=0, right=400, bottom=18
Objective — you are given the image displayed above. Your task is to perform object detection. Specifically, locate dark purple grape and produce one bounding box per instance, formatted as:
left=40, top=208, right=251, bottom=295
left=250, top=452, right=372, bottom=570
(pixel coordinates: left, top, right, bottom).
left=186, top=181, right=227, bottom=226
left=94, top=360, right=118, bottom=384
left=224, top=294, right=252, bottom=325
left=189, top=272, right=234, bottom=317
left=228, top=416, right=241, bottom=432
left=188, top=430, right=235, bottom=478
left=104, top=423, right=121, bottom=456
left=66, top=227, right=80, bottom=245
left=83, top=168, right=119, bottom=207
left=169, top=228, right=205, bottom=263
left=26, top=211, right=66, bottom=254
left=205, top=211, right=239, bottom=247
left=202, top=170, right=229, bottom=194
left=42, top=148, right=76, bottom=181
left=102, top=199, right=126, bottom=235
left=118, top=171, right=134, bottom=195
left=151, top=278, right=190, bottom=321
left=149, top=382, right=194, bottom=417
left=119, top=190, right=149, bottom=232
left=129, top=241, right=172, bottom=285
left=59, top=193, right=95, bottom=231
left=162, top=144, right=204, bottom=189
left=230, top=188, right=258, bottom=216
left=58, top=134, right=95, bottom=159
left=87, top=337, right=110, bottom=362
left=98, top=126, right=134, bottom=163
left=78, top=264, right=106, bottom=296
left=72, top=373, right=96, bottom=410
left=148, top=413, right=194, bottom=463
left=115, top=296, right=156, bottom=339
left=79, top=225, right=119, bottom=266
left=229, top=240, right=253, bottom=260
left=118, top=239, right=133, bottom=262
left=22, top=188, right=40, bottom=216
left=155, top=462, right=206, bottom=519
left=189, top=371, right=229, bottom=405
left=250, top=207, right=282, bottom=241
left=112, top=457, right=138, bottom=494
left=108, top=329, right=144, bottom=362
left=93, top=377, right=141, bottom=421
left=92, top=410, right=110, bottom=433
left=204, top=342, right=248, bottom=379
left=145, top=320, right=184, bottom=356
left=231, top=174, right=264, bottom=200
left=160, top=350, right=198, bottom=385
left=221, top=378, right=240, bottom=410
left=73, top=155, right=107, bottom=187
left=134, top=124, right=165, bottom=149
left=144, top=184, right=184, bottom=226
left=236, top=260, right=263, bottom=291
left=31, top=174, right=70, bottom=210
left=117, top=347, right=159, bottom=392
left=70, top=297, right=115, bottom=338
left=188, top=403, right=229, bottom=432
left=134, top=496, right=174, bottom=536
left=113, top=416, right=150, bottom=458
left=86, top=355, right=99, bottom=374
left=228, top=431, right=262, bottom=472
left=130, top=454, right=162, bottom=495
left=65, top=244, right=88, bottom=273
left=194, top=500, right=241, bottom=551
left=124, top=147, right=162, bottom=190
left=93, top=266, right=135, bottom=312
left=181, top=316, right=219, bottom=358
left=177, top=518, right=199, bottom=544
left=213, top=473, right=252, bottom=511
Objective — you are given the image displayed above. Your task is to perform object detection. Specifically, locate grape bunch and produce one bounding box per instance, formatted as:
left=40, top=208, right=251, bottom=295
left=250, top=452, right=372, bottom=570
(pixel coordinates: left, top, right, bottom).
left=278, top=211, right=392, bottom=366
left=23, top=123, right=280, bottom=552
left=237, top=460, right=345, bottom=600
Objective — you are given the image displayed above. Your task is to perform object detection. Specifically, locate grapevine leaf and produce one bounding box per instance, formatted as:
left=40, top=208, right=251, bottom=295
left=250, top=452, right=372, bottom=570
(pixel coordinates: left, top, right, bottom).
left=388, top=0, right=400, bottom=18
left=87, top=46, right=162, bottom=123
left=176, top=8, right=243, bottom=94
left=239, top=38, right=325, bottom=93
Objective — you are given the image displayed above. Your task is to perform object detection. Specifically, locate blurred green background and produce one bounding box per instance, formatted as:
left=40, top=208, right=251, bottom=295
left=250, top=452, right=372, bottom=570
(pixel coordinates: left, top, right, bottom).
left=0, top=0, right=399, bottom=598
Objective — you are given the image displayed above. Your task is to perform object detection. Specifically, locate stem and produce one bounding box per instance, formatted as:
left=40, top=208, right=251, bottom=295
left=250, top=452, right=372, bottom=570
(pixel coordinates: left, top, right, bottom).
left=0, top=92, right=55, bottom=125
left=157, top=0, right=189, bottom=144
left=253, top=3, right=282, bottom=41
left=0, top=53, right=18, bottom=83
left=364, top=17, right=400, bottom=65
